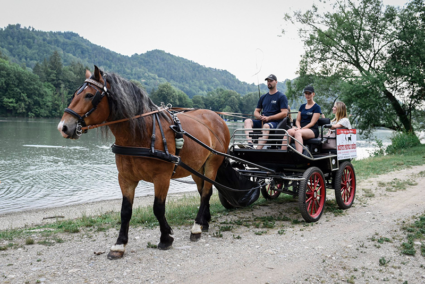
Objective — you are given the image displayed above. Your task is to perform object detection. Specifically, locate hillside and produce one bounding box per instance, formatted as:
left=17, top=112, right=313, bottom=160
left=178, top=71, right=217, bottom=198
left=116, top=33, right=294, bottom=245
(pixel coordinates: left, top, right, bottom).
left=0, top=24, right=288, bottom=98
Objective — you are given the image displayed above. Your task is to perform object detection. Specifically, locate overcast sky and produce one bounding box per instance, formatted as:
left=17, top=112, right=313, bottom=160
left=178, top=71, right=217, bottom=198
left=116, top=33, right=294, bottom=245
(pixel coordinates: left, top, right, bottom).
left=0, top=0, right=408, bottom=84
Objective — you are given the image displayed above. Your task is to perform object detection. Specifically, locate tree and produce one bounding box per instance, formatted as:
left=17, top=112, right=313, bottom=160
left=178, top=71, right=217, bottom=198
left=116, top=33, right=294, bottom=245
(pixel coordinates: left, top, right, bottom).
left=149, top=83, right=180, bottom=106
left=285, top=0, right=424, bottom=135
left=192, top=95, right=205, bottom=109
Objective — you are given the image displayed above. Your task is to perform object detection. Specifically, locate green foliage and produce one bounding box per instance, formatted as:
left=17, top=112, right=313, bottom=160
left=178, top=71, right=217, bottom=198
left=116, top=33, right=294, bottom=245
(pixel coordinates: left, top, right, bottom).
left=386, top=132, right=421, bottom=154
left=285, top=0, right=425, bottom=136
left=0, top=24, right=287, bottom=101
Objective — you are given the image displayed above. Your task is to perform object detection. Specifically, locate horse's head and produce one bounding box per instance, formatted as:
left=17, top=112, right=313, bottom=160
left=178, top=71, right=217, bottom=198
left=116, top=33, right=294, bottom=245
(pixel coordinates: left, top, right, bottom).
left=58, top=66, right=110, bottom=139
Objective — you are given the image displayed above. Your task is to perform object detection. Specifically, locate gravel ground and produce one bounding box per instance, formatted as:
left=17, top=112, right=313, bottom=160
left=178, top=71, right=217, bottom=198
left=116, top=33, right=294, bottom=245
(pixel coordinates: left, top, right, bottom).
left=1, top=165, right=425, bottom=284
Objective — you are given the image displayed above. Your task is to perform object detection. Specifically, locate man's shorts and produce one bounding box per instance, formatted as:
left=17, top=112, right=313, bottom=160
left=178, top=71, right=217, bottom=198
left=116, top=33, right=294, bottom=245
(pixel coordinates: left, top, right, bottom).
left=252, top=120, right=280, bottom=129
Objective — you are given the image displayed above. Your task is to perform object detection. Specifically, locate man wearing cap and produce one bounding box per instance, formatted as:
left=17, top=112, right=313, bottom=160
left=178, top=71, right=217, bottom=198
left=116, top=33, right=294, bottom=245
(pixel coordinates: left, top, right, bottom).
left=243, top=74, right=288, bottom=149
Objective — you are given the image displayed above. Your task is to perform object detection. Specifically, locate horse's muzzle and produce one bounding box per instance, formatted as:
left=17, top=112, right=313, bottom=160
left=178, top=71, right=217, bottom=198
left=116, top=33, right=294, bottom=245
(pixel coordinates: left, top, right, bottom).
left=57, top=120, right=80, bottom=139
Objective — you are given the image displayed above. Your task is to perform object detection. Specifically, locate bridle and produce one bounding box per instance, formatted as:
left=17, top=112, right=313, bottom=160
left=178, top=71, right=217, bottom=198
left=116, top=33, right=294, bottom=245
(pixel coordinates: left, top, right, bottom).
left=64, top=74, right=109, bottom=136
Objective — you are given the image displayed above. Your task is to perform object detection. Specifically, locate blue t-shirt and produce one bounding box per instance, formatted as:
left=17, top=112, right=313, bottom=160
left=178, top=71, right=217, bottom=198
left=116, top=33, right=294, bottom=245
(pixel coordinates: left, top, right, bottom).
left=299, top=103, right=322, bottom=130
left=256, top=91, right=288, bottom=121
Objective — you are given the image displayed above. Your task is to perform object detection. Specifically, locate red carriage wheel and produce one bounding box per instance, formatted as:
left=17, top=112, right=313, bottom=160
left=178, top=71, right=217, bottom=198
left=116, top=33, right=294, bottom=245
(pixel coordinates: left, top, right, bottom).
left=334, top=161, right=356, bottom=209
left=261, top=183, right=281, bottom=200
left=298, top=167, right=326, bottom=222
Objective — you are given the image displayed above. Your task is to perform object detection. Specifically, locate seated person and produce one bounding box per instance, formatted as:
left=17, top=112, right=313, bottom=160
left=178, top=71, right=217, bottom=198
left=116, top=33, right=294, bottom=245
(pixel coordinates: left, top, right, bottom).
left=281, top=86, right=321, bottom=154
left=244, top=74, right=288, bottom=149
left=329, top=101, right=351, bottom=131
left=323, top=101, right=351, bottom=150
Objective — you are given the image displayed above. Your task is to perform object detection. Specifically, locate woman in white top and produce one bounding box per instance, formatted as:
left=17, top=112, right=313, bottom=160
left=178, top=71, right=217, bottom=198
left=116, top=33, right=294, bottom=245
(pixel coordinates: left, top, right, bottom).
left=330, top=101, right=351, bottom=130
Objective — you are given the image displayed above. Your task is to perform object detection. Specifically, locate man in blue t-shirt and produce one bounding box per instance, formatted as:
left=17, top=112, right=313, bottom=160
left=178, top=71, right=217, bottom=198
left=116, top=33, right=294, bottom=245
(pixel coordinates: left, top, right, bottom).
left=243, top=74, right=289, bottom=149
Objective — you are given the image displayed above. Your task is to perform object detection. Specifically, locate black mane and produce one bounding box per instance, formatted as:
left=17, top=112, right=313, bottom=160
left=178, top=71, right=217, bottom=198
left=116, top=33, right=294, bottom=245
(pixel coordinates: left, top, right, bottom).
left=104, top=72, right=170, bottom=139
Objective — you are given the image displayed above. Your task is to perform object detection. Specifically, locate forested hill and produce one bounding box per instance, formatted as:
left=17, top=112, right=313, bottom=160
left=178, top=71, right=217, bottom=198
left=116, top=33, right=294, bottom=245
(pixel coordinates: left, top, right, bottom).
left=0, top=24, right=287, bottom=97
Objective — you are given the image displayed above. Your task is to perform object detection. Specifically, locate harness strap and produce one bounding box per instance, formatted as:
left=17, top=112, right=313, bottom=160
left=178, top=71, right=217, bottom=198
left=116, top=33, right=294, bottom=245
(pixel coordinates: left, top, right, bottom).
left=170, top=113, right=185, bottom=176
left=156, top=113, right=169, bottom=155
left=111, top=144, right=260, bottom=194
left=151, top=114, right=157, bottom=153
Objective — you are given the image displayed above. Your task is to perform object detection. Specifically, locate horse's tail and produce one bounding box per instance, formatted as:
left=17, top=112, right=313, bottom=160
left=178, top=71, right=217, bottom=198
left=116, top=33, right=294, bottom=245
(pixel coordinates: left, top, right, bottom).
left=214, top=158, right=261, bottom=207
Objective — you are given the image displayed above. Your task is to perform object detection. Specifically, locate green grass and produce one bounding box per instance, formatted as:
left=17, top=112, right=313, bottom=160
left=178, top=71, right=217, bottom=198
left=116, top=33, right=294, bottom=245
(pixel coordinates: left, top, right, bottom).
left=352, top=145, right=425, bottom=180
left=400, top=214, right=425, bottom=256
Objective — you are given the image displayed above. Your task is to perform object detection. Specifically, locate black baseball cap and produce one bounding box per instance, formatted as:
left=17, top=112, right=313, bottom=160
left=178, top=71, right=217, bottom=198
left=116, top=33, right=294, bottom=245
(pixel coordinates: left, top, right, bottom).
left=265, top=74, right=277, bottom=81
left=303, top=86, right=315, bottom=93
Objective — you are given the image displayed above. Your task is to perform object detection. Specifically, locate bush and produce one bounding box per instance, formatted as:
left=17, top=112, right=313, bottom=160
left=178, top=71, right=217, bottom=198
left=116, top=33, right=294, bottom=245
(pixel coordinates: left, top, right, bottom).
left=386, top=132, right=421, bottom=154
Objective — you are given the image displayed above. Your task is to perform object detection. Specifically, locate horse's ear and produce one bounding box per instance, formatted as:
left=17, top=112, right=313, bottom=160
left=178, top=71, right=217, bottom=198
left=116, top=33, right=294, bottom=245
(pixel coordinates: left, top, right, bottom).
left=85, top=69, right=92, bottom=79
left=94, top=65, right=104, bottom=82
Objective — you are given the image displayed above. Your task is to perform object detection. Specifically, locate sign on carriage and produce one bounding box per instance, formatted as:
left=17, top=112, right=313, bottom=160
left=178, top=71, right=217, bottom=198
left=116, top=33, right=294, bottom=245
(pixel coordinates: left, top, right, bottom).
left=336, top=129, right=357, bottom=160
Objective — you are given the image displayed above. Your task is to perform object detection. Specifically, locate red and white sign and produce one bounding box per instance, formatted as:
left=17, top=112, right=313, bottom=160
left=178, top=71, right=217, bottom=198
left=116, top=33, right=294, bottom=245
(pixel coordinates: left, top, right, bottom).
left=336, top=129, right=357, bottom=160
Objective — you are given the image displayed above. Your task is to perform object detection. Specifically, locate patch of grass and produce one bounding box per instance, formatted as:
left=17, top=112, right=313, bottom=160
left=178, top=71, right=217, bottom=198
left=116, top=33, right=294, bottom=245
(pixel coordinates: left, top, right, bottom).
left=254, top=230, right=267, bottom=235
left=353, top=144, right=425, bottom=180
left=379, top=257, right=389, bottom=266
left=363, top=188, right=375, bottom=198
left=325, top=200, right=344, bottom=216
left=377, top=237, right=392, bottom=244
left=219, top=225, right=233, bottom=232
left=38, top=239, right=55, bottom=246
left=278, top=229, right=285, bottom=235
left=146, top=242, right=157, bottom=249
left=212, top=231, right=223, bottom=238
left=400, top=213, right=425, bottom=256
left=232, top=235, right=241, bottom=239
left=25, top=238, right=34, bottom=245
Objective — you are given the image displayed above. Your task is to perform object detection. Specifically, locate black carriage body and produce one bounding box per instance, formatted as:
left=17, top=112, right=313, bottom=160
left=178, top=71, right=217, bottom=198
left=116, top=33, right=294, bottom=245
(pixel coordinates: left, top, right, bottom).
left=221, top=118, right=357, bottom=223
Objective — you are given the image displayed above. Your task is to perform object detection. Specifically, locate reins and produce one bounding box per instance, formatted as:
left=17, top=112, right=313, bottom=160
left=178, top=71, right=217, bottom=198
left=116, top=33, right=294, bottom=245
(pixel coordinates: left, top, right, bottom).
left=81, top=108, right=167, bottom=131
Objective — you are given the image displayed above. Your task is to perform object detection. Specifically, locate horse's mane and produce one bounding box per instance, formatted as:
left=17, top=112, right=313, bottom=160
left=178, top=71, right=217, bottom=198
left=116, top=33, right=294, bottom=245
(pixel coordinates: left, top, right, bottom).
left=103, top=72, right=171, bottom=139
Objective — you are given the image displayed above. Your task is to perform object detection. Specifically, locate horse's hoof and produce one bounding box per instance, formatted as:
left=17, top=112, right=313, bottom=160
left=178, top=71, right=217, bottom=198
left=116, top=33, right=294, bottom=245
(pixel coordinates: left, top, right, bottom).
left=158, top=236, right=174, bottom=250
left=107, top=250, right=124, bottom=260
left=190, top=233, right=202, bottom=242
left=158, top=242, right=173, bottom=250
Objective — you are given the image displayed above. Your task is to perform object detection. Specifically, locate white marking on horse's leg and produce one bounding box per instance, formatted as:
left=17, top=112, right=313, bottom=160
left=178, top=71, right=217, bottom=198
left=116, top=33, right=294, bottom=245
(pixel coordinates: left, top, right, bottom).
left=191, top=222, right=202, bottom=234
left=110, top=244, right=126, bottom=252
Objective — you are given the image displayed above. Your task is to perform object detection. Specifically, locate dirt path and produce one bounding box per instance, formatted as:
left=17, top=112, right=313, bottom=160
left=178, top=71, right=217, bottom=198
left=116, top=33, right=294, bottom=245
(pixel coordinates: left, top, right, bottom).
left=1, top=165, right=425, bottom=283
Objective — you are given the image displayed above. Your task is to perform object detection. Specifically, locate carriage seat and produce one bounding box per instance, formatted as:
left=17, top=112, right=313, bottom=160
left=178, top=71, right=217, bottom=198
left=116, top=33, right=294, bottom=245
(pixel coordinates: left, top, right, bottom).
left=304, top=118, right=330, bottom=146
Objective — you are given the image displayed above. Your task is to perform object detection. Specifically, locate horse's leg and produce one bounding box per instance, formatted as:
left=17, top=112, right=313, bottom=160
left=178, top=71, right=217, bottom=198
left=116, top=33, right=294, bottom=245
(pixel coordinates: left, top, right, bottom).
left=153, top=177, right=174, bottom=250
left=191, top=173, right=210, bottom=232
left=190, top=157, right=221, bottom=241
left=107, top=174, right=138, bottom=260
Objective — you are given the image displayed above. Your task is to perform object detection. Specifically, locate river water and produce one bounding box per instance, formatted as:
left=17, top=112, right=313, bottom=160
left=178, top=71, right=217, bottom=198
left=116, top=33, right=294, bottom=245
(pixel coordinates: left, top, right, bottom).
left=0, top=118, right=395, bottom=215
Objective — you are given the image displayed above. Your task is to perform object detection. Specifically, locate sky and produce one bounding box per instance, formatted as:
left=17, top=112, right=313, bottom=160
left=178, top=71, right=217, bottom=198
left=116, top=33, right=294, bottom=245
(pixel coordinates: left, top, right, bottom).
left=0, top=0, right=409, bottom=84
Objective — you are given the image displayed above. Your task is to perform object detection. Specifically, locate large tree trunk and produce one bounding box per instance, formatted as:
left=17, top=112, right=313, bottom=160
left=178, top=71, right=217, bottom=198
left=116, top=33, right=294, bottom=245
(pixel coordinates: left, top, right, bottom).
left=383, top=89, right=415, bottom=134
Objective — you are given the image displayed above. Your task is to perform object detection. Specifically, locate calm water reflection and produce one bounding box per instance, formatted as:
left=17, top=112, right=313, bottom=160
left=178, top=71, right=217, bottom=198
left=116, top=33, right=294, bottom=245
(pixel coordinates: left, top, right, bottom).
left=0, top=118, right=195, bottom=215
left=0, top=118, right=395, bottom=215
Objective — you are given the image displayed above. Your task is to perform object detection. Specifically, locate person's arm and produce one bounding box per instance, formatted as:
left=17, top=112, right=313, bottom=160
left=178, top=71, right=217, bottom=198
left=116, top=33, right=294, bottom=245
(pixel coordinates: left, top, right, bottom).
left=253, top=108, right=262, bottom=120
left=264, top=108, right=288, bottom=122
left=301, top=113, right=320, bottom=129
left=331, top=123, right=343, bottom=129
left=295, top=112, right=302, bottom=128
left=331, top=118, right=350, bottom=129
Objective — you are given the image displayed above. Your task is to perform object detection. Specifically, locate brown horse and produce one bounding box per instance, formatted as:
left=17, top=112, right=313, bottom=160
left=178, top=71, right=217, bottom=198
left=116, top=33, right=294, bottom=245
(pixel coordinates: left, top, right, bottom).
left=58, top=66, right=230, bottom=259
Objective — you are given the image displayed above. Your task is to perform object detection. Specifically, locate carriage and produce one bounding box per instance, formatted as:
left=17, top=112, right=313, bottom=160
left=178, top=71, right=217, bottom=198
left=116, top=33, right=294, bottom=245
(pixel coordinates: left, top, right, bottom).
left=216, top=116, right=357, bottom=223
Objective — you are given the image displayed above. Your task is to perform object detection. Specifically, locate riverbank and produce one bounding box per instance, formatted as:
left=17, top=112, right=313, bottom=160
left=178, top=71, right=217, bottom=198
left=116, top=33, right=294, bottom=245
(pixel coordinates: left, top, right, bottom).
left=0, top=191, right=199, bottom=231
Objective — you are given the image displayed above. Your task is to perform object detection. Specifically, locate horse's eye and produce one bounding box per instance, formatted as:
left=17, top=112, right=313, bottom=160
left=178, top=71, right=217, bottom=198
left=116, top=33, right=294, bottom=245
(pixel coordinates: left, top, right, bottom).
left=85, top=93, right=94, bottom=99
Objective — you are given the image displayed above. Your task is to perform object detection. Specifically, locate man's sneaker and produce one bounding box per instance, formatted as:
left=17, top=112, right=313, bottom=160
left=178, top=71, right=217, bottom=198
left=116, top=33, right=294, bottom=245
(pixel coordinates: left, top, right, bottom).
left=246, top=142, right=254, bottom=149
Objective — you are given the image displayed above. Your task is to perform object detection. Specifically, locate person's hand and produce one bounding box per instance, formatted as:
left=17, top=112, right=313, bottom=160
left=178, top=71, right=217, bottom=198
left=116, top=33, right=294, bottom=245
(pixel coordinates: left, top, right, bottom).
left=260, top=116, right=269, bottom=122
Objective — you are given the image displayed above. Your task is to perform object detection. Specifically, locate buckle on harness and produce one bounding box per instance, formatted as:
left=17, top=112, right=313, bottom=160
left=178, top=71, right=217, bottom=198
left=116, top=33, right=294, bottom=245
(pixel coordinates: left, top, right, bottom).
left=76, top=123, right=83, bottom=137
